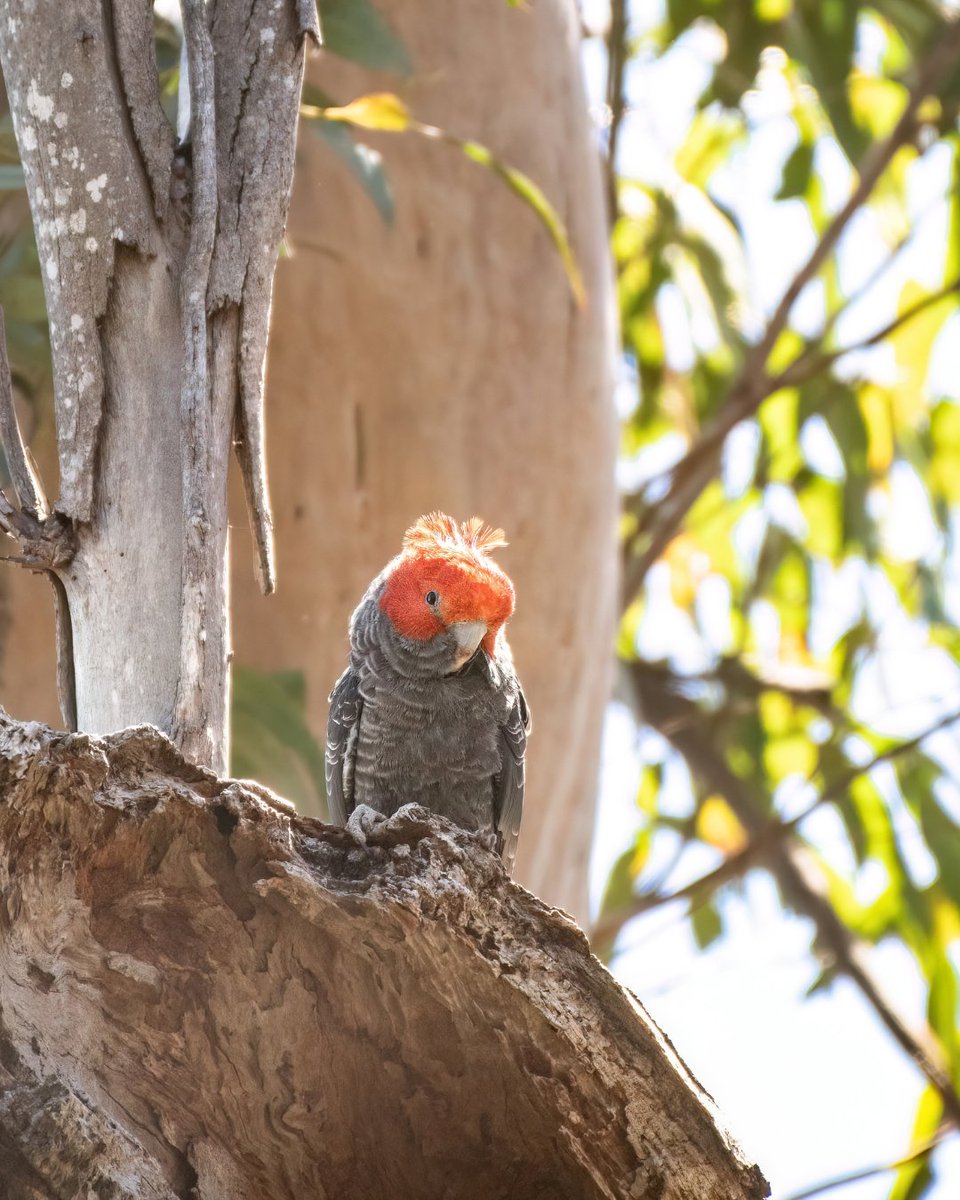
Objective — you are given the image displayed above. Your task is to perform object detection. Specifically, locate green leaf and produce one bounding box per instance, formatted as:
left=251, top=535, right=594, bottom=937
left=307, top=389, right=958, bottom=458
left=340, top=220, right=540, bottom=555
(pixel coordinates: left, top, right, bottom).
left=690, top=899, right=723, bottom=950
left=305, top=92, right=585, bottom=304
left=318, top=0, right=411, bottom=74
left=888, top=1087, right=942, bottom=1200
left=456, top=138, right=585, bottom=305
left=231, top=665, right=328, bottom=817
left=776, top=139, right=814, bottom=201
left=308, top=118, right=395, bottom=225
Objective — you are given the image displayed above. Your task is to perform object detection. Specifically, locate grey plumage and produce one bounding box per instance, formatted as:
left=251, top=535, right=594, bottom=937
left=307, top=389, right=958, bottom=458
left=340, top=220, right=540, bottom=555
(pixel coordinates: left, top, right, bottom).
left=326, top=570, right=530, bottom=873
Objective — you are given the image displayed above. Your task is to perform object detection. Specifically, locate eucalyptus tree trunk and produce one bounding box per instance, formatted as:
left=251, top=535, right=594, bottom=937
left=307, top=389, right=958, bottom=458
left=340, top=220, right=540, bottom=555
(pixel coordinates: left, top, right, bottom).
left=0, top=0, right=317, bottom=771
left=231, top=0, right=620, bottom=920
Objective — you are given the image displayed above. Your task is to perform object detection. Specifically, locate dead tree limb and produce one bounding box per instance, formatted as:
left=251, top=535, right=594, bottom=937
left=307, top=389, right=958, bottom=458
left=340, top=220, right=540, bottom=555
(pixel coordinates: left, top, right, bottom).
left=0, top=710, right=769, bottom=1200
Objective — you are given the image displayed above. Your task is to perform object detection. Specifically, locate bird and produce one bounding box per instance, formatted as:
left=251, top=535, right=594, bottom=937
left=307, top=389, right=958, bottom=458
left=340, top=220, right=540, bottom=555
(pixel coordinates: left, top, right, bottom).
left=325, top=512, right=529, bottom=872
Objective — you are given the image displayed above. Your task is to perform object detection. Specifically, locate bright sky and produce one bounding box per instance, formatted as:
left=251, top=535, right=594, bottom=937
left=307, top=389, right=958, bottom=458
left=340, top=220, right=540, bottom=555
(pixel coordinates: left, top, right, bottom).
left=581, top=3, right=960, bottom=1197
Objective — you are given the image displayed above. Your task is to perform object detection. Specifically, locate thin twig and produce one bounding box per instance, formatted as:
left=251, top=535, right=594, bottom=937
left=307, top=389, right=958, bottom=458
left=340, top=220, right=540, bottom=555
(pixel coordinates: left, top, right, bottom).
left=781, top=1124, right=955, bottom=1200
left=774, top=276, right=960, bottom=390
left=604, top=0, right=628, bottom=221
left=622, top=18, right=960, bottom=601
left=814, top=192, right=946, bottom=347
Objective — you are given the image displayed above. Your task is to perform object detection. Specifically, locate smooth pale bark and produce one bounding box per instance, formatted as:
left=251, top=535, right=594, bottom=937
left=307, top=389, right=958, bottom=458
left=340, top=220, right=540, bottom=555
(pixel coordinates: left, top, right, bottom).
left=0, top=712, right=768, bottom=1200
left=231, top=0, right=619, bottom=920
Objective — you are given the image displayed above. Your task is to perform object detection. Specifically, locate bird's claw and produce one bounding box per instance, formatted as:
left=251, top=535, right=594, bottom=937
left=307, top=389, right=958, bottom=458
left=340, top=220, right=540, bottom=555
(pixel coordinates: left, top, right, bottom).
left=346, top=803, right=386, bottom=845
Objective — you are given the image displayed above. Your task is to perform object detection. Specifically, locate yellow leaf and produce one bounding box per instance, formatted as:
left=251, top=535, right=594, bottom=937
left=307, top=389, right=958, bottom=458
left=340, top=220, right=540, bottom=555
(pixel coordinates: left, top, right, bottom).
left=859, top=385, right=894, bottom=474
left=696, top=796, right=748, bottom=854
left=665, top=533, right=708, bottom=609
left=890, top=280, right=953, bottom=406
left=764, top=732, right=817, bottom=783
left=315, top=92, right=411, bottom=131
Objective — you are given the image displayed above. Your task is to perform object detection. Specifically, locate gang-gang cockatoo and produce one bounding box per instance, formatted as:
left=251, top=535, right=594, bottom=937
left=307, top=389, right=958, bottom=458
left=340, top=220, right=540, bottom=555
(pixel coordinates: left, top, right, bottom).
left=325, top=512, right=529, bottom=871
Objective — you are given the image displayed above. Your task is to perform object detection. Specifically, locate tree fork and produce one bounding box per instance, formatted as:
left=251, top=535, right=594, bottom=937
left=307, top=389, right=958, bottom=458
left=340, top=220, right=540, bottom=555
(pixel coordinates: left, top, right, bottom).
left=0, top=0, right=318, bottom=770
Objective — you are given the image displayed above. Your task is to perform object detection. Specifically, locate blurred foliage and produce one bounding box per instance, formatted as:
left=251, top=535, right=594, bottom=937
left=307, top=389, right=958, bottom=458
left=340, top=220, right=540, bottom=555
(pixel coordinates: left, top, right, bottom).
left=597, top=1, right=960, bottom=1194
left=231, top=666, right=328, bottom=817
left=302, top=90, right=585, bottom=302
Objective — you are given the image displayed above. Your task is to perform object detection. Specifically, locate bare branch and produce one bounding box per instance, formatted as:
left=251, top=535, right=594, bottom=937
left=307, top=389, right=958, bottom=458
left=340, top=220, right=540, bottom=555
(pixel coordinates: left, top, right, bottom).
left=609, top=662, right=960, bottom=1129
left=109, top=0, right=177, bottom=218
left=781, top=1125, right=954, bottom=1200
left=604, top=0, right=628, bottom=221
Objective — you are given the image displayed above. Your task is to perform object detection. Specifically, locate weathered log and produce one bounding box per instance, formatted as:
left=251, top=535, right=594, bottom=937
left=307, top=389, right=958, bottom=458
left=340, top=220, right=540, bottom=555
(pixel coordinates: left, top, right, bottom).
left=0, top=712, right=768, bottom=1200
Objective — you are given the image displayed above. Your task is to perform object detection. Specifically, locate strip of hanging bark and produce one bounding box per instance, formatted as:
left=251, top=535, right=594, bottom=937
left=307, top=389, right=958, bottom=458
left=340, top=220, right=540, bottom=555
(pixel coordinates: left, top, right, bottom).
left=208, top=0, right=313, bottom=596
left=0, top=712, right=768, bottom=1200
left=173, top=0, right=221, bottom=770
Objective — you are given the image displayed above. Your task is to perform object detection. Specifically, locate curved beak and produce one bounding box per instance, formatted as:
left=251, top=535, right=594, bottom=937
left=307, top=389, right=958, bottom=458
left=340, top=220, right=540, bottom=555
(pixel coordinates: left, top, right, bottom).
left=451, top=620, right=487, bottom=659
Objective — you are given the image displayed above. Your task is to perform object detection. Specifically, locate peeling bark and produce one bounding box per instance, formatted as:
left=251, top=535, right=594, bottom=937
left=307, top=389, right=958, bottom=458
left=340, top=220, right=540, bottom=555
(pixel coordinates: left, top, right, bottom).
left=0, top=710, right=769, bottom=1200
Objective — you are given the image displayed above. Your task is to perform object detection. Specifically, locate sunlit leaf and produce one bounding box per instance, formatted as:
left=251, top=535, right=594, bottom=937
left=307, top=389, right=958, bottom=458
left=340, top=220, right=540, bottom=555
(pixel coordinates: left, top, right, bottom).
left=691, top=899, right=723, bottom=949
left=887, top=1087, right=942, bottom=1200
left=775, top=139, right=814, bottom=201
left=890, top=281, right=956, bottom=401
left=305, top=93, right=585, bottom=303
left=695, top=795, right=748, bottom=853
left=314, top=92, right=412, bottom=131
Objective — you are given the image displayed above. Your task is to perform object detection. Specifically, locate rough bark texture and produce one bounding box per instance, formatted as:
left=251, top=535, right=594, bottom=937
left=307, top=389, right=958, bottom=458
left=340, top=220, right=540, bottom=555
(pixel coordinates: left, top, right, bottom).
left=231, top=0, right=620, bottom=921
left=0, top=0, right=314, bottom=771
left=0, top=710, right=769, bottom=1200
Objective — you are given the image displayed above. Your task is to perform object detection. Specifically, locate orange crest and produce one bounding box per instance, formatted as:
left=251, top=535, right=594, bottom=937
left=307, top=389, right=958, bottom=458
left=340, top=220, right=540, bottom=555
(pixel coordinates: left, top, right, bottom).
left=402, top=512, right=508, bottom=557
left=381, top=512, right=514, bottom=648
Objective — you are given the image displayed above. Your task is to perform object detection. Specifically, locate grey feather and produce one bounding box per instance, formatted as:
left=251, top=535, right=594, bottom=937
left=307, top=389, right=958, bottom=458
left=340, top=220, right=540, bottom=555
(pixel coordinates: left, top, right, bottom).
left=325, top=665, right=363, bottom=825
left=494, top=685, right=529, bottom=874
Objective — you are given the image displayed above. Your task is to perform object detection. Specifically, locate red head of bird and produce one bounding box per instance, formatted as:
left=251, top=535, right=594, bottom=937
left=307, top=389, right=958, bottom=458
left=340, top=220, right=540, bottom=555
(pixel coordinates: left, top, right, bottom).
left=379, top=512, right=515, bottom=669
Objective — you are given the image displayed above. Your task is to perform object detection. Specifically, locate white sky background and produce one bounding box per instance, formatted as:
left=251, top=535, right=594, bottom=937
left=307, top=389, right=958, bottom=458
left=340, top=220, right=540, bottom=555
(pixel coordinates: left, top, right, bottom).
left=580, top=3, right=960, bottom=1197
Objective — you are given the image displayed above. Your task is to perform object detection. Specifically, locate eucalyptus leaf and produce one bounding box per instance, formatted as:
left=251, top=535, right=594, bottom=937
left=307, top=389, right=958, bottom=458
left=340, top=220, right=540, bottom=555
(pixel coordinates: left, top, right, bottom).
left=318, top=0, right=411, bottom=74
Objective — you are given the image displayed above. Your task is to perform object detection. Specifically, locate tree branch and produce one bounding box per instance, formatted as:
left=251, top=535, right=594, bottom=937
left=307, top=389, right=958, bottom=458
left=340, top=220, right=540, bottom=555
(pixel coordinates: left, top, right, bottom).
left=174, top=0, right=221, bottom=770
left=604, top=0, right=628, bottom=221
left=0, top=712, right=769, bottom=1200
left=622, top=17, right=960, bottom=600
left=611, top=662, right=960, bottom=1130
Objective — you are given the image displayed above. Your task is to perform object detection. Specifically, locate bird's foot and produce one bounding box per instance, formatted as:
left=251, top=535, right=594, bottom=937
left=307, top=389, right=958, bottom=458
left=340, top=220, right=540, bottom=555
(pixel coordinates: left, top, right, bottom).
left=346, top=803, right=387, bottom=845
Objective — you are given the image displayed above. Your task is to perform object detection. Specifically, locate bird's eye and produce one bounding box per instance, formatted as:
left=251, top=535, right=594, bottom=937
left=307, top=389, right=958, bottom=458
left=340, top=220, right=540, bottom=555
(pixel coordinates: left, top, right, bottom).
left=425, top=590, right=439, bottom=607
